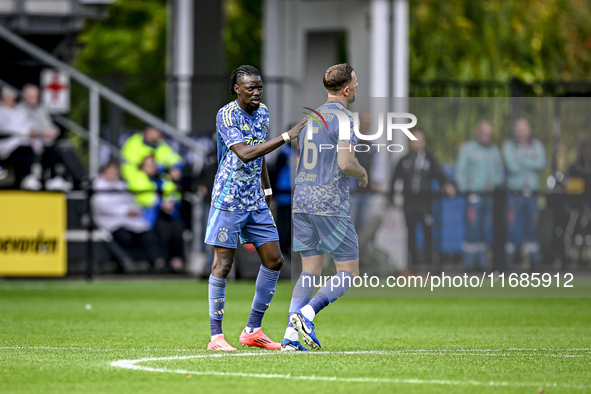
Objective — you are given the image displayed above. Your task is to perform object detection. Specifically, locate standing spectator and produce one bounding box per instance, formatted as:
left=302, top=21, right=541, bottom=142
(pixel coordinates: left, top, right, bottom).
left=92, top=161, right=166, bottom=271
left=127, top=155, right=185, bottom=272
left=502, top=118, right=546, bottom=267
left=0, top=86, right=39, bottom=189
left=455, top=121, right=504, bottom=270
left=389, top=129, right=456, bottom=268
left=121, top=125, right=184, bottom=183
left=349, top=113, right=382, bottom=231
left=19, top=84, right=71, bottom=191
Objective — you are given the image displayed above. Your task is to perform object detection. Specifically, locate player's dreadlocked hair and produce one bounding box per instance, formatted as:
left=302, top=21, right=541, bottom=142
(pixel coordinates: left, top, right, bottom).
left=230, top=65, right=261, bottom=95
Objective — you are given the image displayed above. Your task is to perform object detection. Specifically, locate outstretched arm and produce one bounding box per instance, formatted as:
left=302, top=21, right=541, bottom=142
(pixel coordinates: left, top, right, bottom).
left=231, top=117, right=308, bottom=163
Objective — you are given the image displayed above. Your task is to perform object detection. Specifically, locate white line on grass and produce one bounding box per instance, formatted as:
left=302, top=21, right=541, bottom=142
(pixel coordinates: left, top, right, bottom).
left=110, top=351, right=591, bottom=389
left=3, top=346, right=591, bottom=353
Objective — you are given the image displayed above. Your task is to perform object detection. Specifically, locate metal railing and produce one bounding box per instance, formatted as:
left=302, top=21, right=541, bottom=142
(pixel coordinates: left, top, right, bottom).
left=0, top=25, right=204, bottom=178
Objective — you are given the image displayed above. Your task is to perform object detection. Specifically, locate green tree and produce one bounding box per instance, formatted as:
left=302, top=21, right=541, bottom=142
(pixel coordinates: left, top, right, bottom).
left=73, top=0, right=168, bottom=122
left=410, top=0, right=591, bottom=83
left=224, top=0, right=263, bottom=74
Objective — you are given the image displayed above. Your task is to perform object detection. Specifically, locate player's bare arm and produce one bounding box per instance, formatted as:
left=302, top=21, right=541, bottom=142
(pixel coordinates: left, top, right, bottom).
left=337, top=141, right=368, bottom=187
left=230, top=116, right=308, bottom=163
left=261, top=156, right=272, bottom=206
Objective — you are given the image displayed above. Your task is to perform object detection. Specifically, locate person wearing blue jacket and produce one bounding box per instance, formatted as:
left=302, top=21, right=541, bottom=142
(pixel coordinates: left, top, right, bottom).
left=502, top=118, right=546, bottom=268
left=455, top=121, right=504, bottom=270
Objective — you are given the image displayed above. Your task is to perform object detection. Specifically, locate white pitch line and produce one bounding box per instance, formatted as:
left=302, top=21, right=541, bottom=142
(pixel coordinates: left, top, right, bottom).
left=2, top=346, right=591, bottom=353
left=110, top=352, right=591, bottom=389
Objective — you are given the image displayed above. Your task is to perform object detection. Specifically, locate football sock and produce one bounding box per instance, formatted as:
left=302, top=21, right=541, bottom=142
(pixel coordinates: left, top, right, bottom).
left=208, top=275, right=226, bottom=338
left=307, top=270, right=354, bottom=317
left=246, top=266, right=280, bottom=329
left=285, top=326, right=299, bottom=342
left=284, top=271, right=319, bottom=340
left=289, top=271, right=320, bottom=314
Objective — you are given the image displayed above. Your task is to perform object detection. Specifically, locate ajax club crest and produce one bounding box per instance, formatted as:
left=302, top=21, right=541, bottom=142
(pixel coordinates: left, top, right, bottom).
left=217, top=227, right=229, bottom=242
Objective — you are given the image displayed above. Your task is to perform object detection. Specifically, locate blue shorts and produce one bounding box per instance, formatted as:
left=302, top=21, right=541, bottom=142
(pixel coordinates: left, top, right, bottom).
left=292, top=213, right=359, bottom=262
left=205, top=207, right=279, bottom=249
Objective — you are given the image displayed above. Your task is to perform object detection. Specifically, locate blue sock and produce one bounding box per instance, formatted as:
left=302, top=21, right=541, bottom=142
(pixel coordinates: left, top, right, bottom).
left=288, top=271, right=320, bottom=326
left=208, top=275, right=226, bottom=337
left=308, top=271, right=354, bottom=315
left=246, top=266, right=280, bottom=329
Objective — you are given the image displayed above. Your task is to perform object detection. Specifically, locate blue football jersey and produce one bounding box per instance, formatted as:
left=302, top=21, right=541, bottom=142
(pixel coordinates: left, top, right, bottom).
left=292, top=101, right=358, bottom=216
left=211, top=100, right=269, bottom=212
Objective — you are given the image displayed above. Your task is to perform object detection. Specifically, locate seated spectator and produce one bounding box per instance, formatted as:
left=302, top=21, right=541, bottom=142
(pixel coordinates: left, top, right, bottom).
left=91, top=161, right=166, bottom=272
left=127, top=155, right=185, bottom=272
left=121, top=125, right=183, bottom=183
left=0, top=86, right=39, bottom=189
left=19, top=84, right=72, bottom=191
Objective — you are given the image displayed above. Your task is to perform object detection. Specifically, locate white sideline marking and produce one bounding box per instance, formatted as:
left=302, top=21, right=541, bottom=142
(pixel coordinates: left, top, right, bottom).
left=110, top=351, right=591, bottom=389
left=3, top=346, right=591, bottom=353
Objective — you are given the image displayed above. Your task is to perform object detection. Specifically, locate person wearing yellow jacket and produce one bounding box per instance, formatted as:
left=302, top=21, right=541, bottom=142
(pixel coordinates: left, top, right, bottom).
left=121, top=125, right=184, bottom=183
left=127, top=155, right=184, bottom=272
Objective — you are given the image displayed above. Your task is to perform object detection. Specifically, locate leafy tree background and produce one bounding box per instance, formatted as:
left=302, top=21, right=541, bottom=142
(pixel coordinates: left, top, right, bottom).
left=70, top=0, right=591, bottom=168
left=72, top=0, right=591, bottom=115
left=409, top=0, right=591, bottom=83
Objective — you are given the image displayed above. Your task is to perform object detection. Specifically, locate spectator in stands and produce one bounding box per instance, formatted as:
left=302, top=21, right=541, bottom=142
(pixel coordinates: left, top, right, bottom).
left=389, top=129, right=455, bottom=268
left=92, top=161, right=166, bottom=272
left=19, top=84, right=72, bottom=191
left=455, top=121, right=504, bottom=271
left=350, top=113, right=383, bottom=232
left=127, top=155, right=185, bottom=272
left=121, top=125, right=183, bottom=183
left=502, top=118, right=546, bottom=268
left=0, top=85, right=39, bottom=190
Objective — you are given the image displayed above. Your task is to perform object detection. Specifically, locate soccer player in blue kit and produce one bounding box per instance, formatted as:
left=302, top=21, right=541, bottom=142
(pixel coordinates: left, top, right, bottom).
left=205, top=65, right=308, bottom=351
left=282, top=63, right=368, bottom=351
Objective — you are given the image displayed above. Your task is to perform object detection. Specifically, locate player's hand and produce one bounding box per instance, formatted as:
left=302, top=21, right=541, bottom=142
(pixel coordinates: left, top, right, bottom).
left=265, top=195, right=272, bottom=207
left=288, top=116, right=310, bottom=140
left=357, top=171, right=368, bottom=188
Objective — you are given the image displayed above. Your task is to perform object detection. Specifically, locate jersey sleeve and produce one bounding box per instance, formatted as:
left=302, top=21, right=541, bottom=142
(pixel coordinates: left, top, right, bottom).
left=217, top=106, right=246, bottom=148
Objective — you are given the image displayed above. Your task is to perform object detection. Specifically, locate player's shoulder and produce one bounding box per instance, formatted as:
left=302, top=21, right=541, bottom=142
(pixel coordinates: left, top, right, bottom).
left=218, top=100, right=240, bottom=115
left=258, top=102, right=269, bottom=115
left=217, top=101, right=240, bottom=125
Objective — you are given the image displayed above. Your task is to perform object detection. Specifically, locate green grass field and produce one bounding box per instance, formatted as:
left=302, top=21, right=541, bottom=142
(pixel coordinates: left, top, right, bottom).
left=1, top=279, right=590, bottom=393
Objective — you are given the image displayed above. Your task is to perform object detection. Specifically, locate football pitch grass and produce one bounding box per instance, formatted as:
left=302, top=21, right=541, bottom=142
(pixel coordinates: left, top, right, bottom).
left=1, top=279, right=590, bottom=393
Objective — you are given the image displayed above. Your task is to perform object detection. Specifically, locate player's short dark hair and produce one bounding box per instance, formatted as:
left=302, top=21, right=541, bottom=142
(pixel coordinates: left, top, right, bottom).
left=230, top=65, right=261, bottom=95
left=323, top=63, right=354, bottom=93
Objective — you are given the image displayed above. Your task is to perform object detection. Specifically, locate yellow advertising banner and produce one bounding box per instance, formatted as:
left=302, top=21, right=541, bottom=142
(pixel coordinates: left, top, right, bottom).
left=0, top=191, right=67, bottom=276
